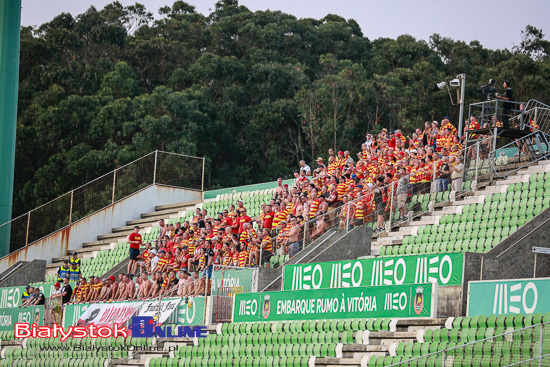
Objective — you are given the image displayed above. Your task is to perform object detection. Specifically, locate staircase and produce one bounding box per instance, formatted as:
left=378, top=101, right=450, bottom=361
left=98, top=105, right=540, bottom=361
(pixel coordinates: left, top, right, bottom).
left=44, top=200, right=202, bottom=280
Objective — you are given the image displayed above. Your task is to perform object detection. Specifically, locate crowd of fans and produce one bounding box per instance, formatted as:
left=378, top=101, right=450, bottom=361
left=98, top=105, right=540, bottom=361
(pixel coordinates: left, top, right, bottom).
left=34, top=115, right=477, bottom=305
left=119, top=115, right=471, bottom=276
left=63, top=270, right=208, bottom=304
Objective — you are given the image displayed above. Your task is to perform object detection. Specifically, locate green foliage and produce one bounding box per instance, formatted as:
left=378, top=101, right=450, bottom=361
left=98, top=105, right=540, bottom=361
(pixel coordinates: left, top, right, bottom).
left=13, top=2, right=550, bottom=216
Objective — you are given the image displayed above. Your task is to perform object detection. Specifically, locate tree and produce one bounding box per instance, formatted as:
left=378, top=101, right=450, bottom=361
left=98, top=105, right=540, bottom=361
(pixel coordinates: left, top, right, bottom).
left=11, top=1, right=550, bottom=217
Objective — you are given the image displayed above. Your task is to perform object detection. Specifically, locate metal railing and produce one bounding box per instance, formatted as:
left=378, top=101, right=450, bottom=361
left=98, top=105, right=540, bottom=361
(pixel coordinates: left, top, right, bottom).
left=490, top=130, right=550, bottom=178
left=0, top=150, right=204, bottom=255
left=523, top=100, right=550, bottom=135
left=215, top=285, right=244, bottom=323
left=463, top=135, right=501, bottom=190
left=468, top=99, right=527, bottom=130
left=388, top=321, right=550, bottom=367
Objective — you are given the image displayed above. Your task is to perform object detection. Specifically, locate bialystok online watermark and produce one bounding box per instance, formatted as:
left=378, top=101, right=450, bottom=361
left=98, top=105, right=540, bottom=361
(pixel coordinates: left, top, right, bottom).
left=15, top=319, right=208, bottom=342
left=15, top=323, right=128, bottom=342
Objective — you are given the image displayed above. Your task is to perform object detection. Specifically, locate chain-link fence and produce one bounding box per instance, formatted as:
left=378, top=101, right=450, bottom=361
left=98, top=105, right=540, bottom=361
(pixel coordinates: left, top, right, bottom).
left=0, top=151, right=204, bottom=255
left=387, top=321, right=550, bottom=366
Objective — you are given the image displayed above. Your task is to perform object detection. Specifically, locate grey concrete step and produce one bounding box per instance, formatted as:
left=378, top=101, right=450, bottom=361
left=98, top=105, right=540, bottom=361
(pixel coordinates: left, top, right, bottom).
left=83, top=240, right=112, bottom=247
left=97, top=232, right=129, bottom=241
left=141, top=207, right=185, bottom=218
left=126, top=215, right=171, bottom=226
left=112, top=225, right=141, bottom=233
left=155, top=200, right=202, bottom=211
left=495, top=174, right=529, bottom=186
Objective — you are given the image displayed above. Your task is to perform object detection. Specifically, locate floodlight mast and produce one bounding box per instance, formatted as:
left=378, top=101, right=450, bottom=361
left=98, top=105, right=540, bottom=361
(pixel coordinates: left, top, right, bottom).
left=457, top=74, right=466, bottom=135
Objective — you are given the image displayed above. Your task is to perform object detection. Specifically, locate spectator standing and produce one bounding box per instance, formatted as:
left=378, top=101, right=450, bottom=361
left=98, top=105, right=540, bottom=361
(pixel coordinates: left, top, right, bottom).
left=451, top=157, right=465, bottom=200
left=374, top=176, right=386, bottom=233
left=438, top=156, right=451, bottom=192
left=237, top=209, right=252, bottom=234
left=128, top=226, right=142, bottom=276
left=287, top=217, right=301, bottom=257
left=311, top=215, right=327, bottom=240
left=202, top=242, right=215, bottom=295
left=156, top=219, right=168, bottom=244
left=344, top=151, right=355, bottom=168
left=396, top=168, right=409, bottom=221
left=274, top=178, right=284, bottom=200
left=51, top=282, right=61, bottom=297
left=262, top=205, right=275, bottom=230
left=497, top=81, right=513, bottom=128
left=69, top=252, right=81, bottom=267
left=51, top=278, right=73, bottom=304
left=68, top=262, right=81, bottom=281
left=57, top=260, right=70, bottom=281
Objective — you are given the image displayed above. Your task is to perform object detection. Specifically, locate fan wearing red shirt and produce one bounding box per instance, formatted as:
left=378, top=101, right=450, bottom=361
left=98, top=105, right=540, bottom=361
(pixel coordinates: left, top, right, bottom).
left=237, top=209, right=252, bottom=233
left=262, top=205, right=275, bottom=230
left=127, top=226, right=142, bottom=276
left=308, top=191, right=322, bottom=219
left=181, top=246, right=192, bottom=270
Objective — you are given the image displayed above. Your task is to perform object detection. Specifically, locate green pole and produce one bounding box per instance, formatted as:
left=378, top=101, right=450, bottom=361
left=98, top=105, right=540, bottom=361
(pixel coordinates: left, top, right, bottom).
left=0, top=0, right=21, bottom=256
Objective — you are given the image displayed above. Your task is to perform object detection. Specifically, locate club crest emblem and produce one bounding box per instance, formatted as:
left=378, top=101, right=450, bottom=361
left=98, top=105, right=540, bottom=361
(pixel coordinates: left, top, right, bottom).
left=262, top=295, right=271, bottom=319
left=414, top=286, right=425, bottom=315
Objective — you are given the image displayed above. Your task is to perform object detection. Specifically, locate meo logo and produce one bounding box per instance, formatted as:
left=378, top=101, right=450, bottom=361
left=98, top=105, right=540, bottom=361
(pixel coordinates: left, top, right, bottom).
left=130, top=316, right=207, bottom=338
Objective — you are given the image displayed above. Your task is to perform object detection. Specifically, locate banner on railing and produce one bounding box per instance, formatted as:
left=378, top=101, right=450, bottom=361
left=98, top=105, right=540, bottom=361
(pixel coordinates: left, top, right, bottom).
left=468, top=277, right=550, bottom=316
left=63, top=297, right=205, bottom=328
left=233, top=283, right=437, bottom=322
left=0, top=285, right=26, bottom=308
left=73, top=301, right=144, bottom=328
left=211, top=268, right=255, bottom=295
left=0, top=306, right=44, bottom=331
left=136, top=298, right=181, bottom=324
left=283, top=253, right=463, bottom=291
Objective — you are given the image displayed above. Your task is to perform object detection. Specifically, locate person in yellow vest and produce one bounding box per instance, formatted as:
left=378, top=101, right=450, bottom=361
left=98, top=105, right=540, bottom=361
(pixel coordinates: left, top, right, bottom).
left=68, top=262, right=81, bottom=282
left=21, top=285, right=32, bottom=305
left=69, top=252, right=81, bottom=267
left=57, top=260, right=70, bottom=281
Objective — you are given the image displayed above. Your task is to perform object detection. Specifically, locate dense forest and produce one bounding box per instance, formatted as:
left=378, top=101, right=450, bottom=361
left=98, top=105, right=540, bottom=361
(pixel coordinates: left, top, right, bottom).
left=13, top=0, right=550, bottom=217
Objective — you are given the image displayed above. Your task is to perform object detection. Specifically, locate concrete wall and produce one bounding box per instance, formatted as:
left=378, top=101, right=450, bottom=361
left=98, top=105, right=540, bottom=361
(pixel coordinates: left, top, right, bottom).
left=437, top=285, right=463, bottom=318
left=257, top=268, right=281, bottom=292
left=306, top=226, right=372, bottom=263
left=0, top=185, right=201, bottom=272
left=0, top=260, right=46, bottom=287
